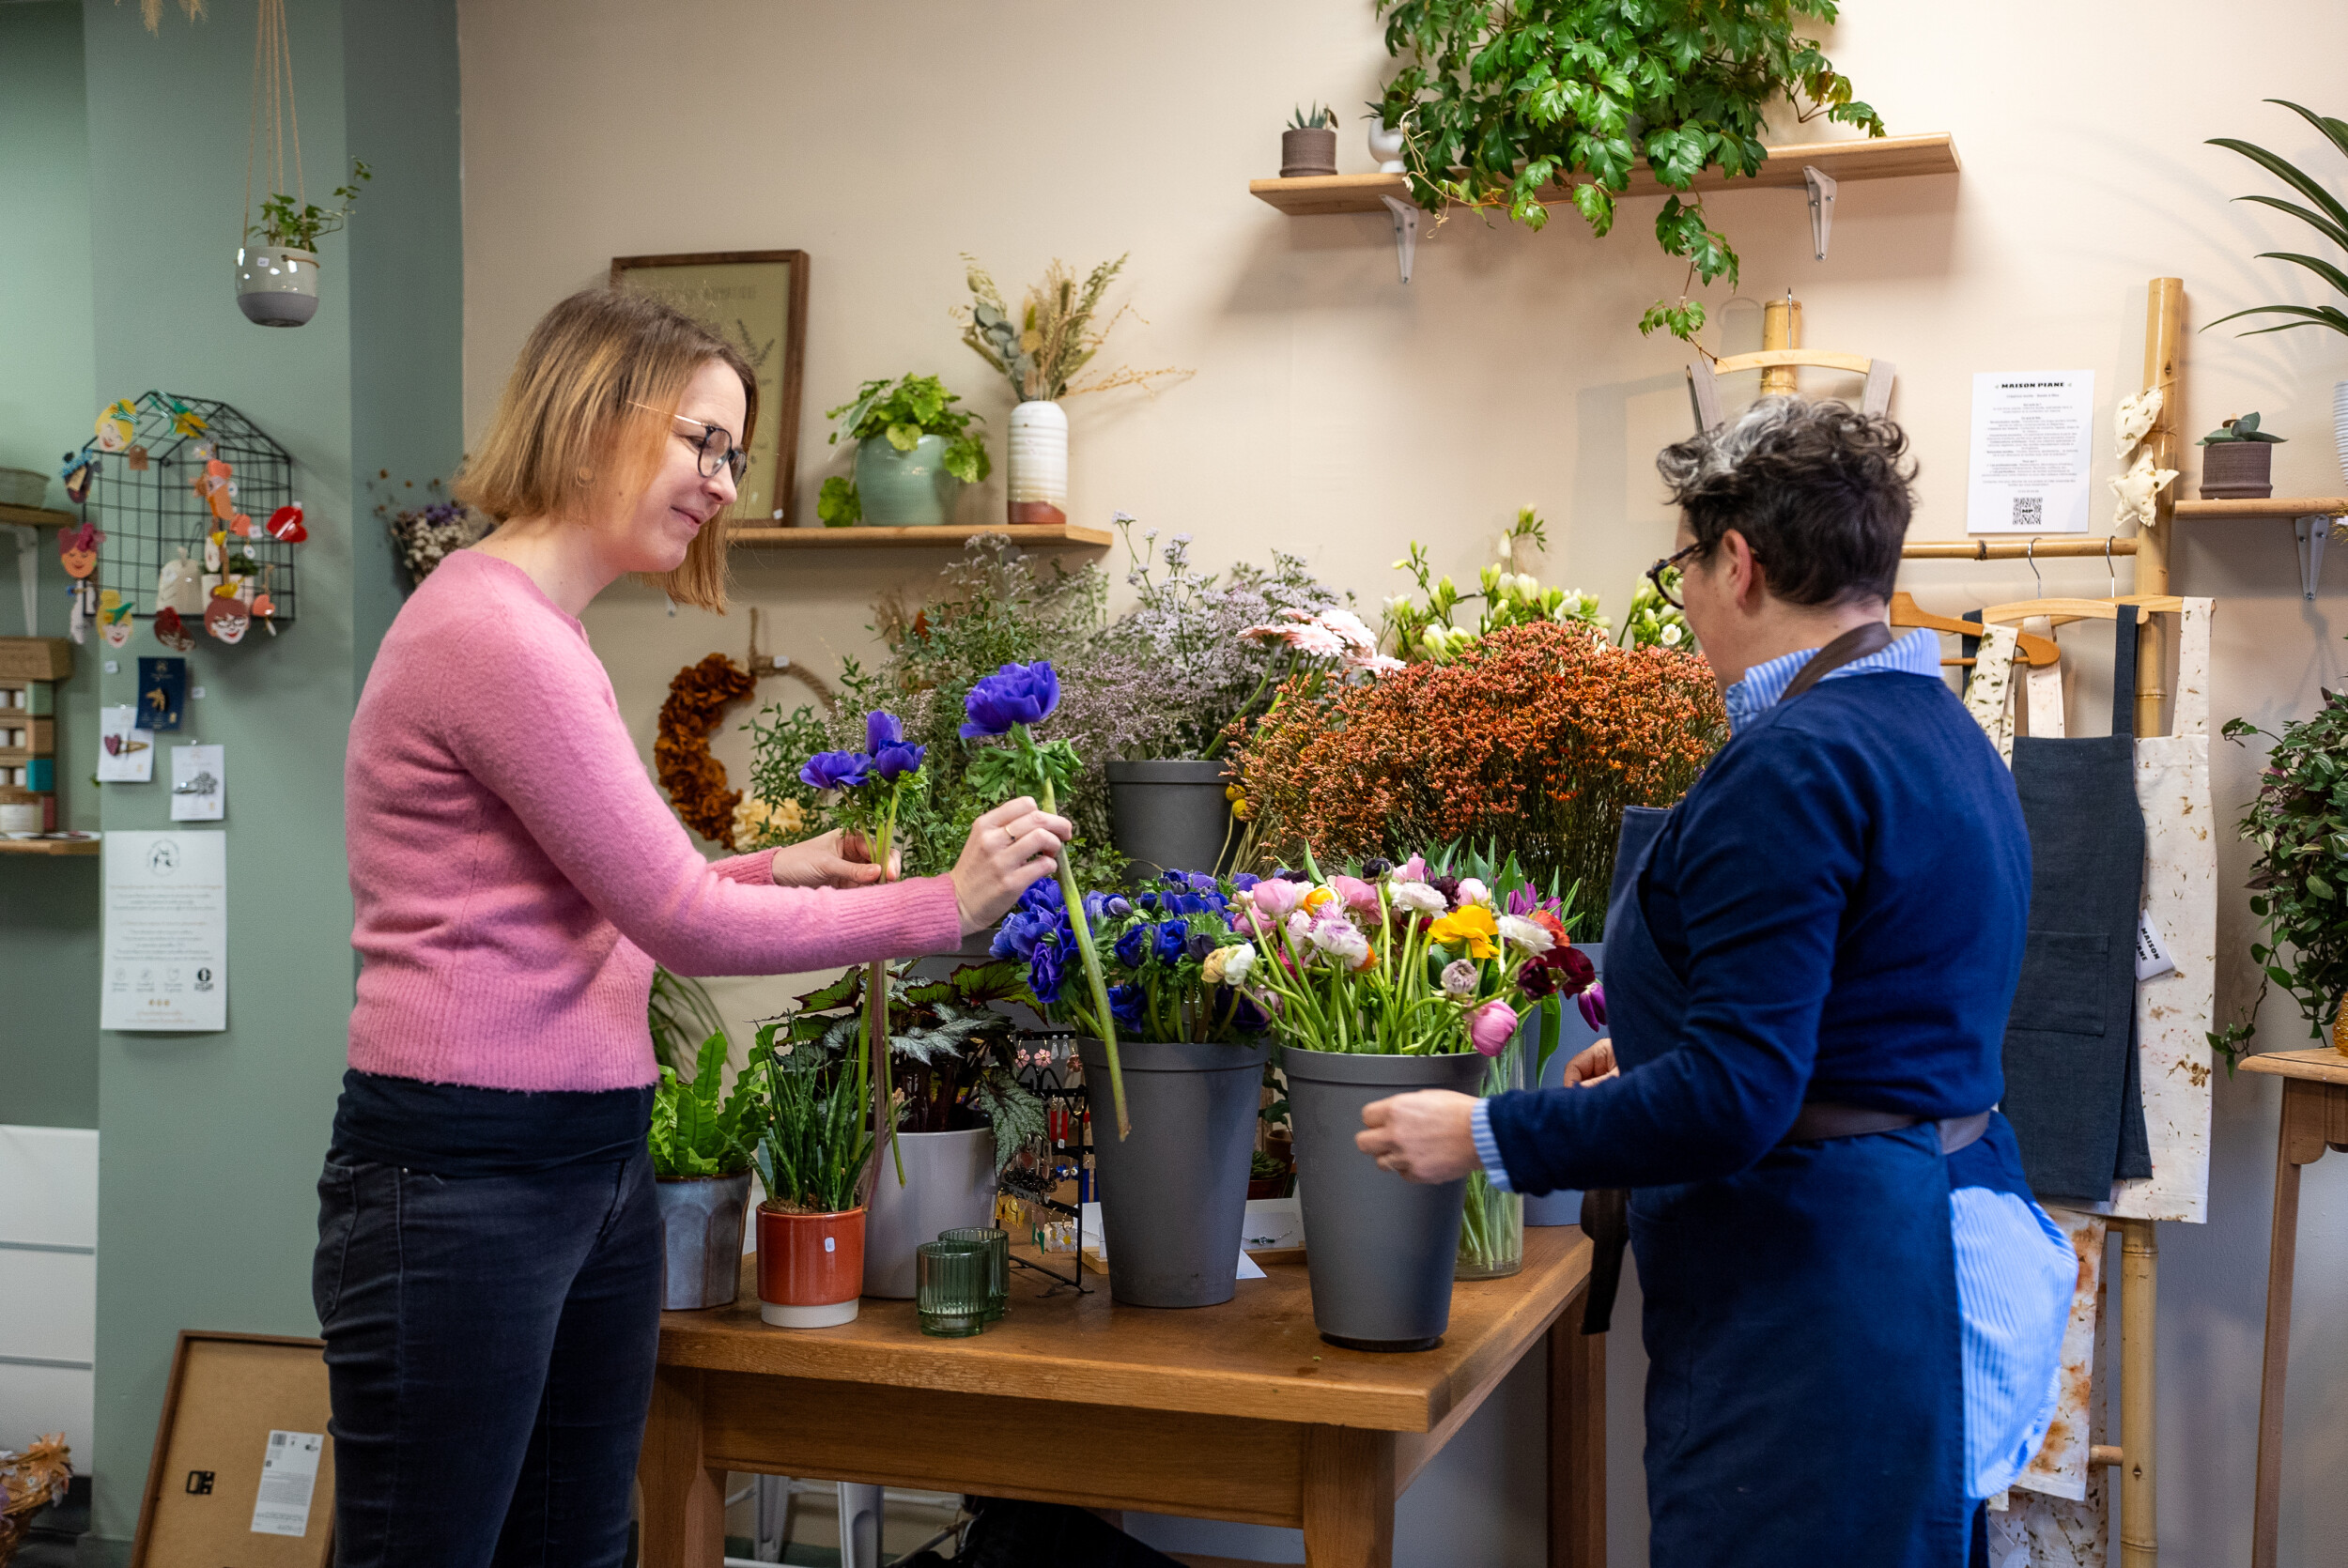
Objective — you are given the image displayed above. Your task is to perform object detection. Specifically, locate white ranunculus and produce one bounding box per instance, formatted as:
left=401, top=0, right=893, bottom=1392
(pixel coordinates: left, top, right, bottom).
left=1497, top=914, right=1554, bottom=955
left=1391, top=881, right=1447, bottom=915
left=1311, top=922, right=1370, bottom=968
left=1441, top=959, right=1479, bottom=996
left=1219, top=944, right=1256, bottom=985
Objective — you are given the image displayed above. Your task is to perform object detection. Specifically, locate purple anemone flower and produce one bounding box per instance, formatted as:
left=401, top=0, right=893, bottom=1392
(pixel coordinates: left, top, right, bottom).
left=959, top=661, right=1060, bottom=738
left=799, top=749, right=873, bottom=792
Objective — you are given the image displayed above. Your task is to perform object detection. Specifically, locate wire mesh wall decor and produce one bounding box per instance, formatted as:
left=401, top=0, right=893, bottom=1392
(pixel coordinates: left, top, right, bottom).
left=63, top=393, right=301, bottom=642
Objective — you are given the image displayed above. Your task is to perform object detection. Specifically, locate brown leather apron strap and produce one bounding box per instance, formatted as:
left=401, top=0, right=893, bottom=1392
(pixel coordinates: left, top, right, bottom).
left=1779, top=619, right=1896, bottom=701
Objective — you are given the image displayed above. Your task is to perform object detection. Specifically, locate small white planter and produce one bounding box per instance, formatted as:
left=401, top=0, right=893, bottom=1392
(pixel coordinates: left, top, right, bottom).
left=236, top=245, right=319, bottom=328
left=1367, top=119, right=1406, bottom=174
left=2333, top=379, right=2348, bottom=488
left=1005, top=398, right=1069, bottom=526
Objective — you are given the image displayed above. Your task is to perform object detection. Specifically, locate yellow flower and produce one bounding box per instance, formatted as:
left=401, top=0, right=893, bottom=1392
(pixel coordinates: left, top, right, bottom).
left=731, top=793, right=804, bottom=848
left=1428, top=904, right=1497, bottom=959
left=1303, top=885, right=1336, bottom=915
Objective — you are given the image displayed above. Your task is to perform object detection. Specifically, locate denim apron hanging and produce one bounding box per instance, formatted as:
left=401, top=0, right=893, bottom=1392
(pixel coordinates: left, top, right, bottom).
left=2000, top=607, right=2153, bottom=1203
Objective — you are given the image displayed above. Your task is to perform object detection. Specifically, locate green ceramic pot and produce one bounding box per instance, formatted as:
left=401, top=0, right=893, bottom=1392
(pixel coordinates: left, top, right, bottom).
left=854, top=434, right=962, bottom=527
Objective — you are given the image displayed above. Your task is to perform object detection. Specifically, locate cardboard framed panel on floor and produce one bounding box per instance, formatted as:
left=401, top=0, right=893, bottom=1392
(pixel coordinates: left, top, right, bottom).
left=129, top=1330, right=333, bottom=1568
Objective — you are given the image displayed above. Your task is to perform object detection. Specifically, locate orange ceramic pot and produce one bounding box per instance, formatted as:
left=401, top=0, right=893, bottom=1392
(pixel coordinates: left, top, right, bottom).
left=756, top=1205, right=865, bottom=1329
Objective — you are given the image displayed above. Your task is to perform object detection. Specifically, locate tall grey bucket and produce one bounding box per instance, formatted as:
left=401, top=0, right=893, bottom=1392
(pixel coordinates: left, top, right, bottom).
left=1282, top=1044, right=1487, bottom=1350
left=862, top=1128, right=998, bottom=1299
left=1077, top=1036, right=1271, bottom=1308
left=1523, top=942, right=1602, bottom=1227
left=655, top=1171, right=753, bottom=1310
left=1105, top=760, right=1236, bottom=880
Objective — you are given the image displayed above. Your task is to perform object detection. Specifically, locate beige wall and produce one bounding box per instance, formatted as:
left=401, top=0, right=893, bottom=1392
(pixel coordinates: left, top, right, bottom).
left=459, top=1, right=2348, bottom=1560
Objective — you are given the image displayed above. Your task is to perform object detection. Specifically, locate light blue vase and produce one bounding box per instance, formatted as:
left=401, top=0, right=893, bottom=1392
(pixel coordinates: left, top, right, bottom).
left=854, top=434, right=961, bottom=527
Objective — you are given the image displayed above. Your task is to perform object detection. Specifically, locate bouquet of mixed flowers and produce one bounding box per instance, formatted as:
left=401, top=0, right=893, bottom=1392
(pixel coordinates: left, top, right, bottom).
left=993, top=868, right=1271, bottom=1044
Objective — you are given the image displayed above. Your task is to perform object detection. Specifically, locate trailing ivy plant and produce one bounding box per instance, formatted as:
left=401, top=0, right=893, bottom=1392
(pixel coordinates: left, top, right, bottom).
left=816, top=374, right=991, bottom=526
left=2209, top=684, right=2348, bottom=1067
left=1373, top=0, right=1882, bottom=342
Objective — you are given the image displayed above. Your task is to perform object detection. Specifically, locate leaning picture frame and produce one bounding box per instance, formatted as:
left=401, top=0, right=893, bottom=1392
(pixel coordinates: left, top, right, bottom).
left=610, top=250, right=810, bottom=530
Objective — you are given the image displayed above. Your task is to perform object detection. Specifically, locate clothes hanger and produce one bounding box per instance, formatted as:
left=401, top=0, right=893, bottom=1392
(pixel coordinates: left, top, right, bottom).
left=1976, top=594, right=2186, bottom=626
left=1887, top=591, right=2060, bottom=667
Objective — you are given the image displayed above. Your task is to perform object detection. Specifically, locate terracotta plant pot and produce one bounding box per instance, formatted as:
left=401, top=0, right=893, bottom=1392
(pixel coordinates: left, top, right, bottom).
left=755, top=1204, right=866, bottom=1329
left=1280, top=127, right=1337, bottom=178
left=2199, top=440, right=2275, bottom=500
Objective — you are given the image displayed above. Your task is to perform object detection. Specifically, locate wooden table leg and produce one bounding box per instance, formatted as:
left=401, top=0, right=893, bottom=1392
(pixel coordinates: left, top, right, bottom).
left=2251, top=1079, right=2339, bottom=1568
left=638, top=1363, right=726, bottom=1568
left=1548, top=1312, right=1605, bottom=1568
left=1302, top=1424, right=1395, bottom=1568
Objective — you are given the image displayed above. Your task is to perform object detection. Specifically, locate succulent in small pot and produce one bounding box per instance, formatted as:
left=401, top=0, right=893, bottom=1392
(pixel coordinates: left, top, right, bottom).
left=2198, top=410, right=2285, bottom=500
left=1281, top=102, right=1340, bottom=178
left=815, top=374, right=989, bottom=529
left=647, top=1031, right=763, bottom=1310
left=236, top=158, right=369, bottom=328
left=747, top=1019, right=875, bottom=1328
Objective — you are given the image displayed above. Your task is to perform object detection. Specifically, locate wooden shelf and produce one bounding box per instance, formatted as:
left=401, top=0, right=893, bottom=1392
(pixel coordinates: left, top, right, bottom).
left=0, top=836, right=99, bottom=856
left=0, top=503, right=74, bottom=530
left=1250, top=131, right=1961, bottom=216
left=730, top=523, right=1113, bottom=549
left=2172, top=497, right=2348, bottom=519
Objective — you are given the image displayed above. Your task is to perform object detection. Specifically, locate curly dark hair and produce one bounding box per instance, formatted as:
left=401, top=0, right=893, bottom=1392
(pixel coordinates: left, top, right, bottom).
left=1655, top=396, right=1916, bottom=607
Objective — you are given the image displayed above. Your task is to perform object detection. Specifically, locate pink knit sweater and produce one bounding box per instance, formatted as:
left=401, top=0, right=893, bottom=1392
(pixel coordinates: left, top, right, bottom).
left=346, top=549, right=962, bottom=1092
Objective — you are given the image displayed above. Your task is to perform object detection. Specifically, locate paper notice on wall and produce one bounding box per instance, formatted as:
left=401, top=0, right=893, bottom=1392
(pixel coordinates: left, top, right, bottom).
left=169, top=743, right=224, bottom=822
left=100, top=830, right=227, bottom=1031
left=96, top=704, right=153, bottom=783
left=1967, top=371, right=2095, bottom=533
left=249, top=1429, right=324, bottom=1537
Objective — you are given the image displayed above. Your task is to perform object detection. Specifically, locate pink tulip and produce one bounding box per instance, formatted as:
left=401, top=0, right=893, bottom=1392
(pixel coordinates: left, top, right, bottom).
left=1251, top=878, right=1307, bottom=918
left=1468, top=1000, right=1520, bottom=1057
left=1331, top=874, right=1381, bottom=915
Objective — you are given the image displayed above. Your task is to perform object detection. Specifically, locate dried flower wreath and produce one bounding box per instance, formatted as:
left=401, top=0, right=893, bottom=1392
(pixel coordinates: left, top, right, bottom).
left=656, top=653, right=758, bottom=849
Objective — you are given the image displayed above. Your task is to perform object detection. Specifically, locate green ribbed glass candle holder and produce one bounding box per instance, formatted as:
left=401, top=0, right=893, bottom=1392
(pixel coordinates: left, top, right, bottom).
left=916, top=1239, right=988, bottom=1338
left=940, top=1226, right=1009, bottom=1321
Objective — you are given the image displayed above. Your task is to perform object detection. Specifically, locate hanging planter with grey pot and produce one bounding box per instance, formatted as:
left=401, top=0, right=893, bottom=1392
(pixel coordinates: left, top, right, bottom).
left=654, top=1170, right=754, bottom=1310
left=1281, top=1043, right=1487, bottom=1350
left=1078, top=1036, right=1271, bottom=1308
left=1106, top=760, right=1237, bottom=881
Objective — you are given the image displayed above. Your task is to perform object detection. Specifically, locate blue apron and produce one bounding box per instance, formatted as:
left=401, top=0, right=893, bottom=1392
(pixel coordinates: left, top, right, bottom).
left=1605, top=805, right=1972, bottom=1567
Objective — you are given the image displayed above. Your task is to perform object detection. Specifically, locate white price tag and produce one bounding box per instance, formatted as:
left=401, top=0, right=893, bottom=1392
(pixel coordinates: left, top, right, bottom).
left=2135, top=912, right=2177, bottom=982
left=249, top=1429, right=323, bottom=1537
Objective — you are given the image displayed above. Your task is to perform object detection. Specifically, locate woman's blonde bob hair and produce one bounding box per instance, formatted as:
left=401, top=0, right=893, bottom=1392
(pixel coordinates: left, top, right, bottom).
left=455, top=288, right=757, bottom=612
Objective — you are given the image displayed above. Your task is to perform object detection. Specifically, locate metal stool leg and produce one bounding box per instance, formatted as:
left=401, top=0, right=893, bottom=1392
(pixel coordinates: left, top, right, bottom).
left=836, top=1482, right=885, bottom=1568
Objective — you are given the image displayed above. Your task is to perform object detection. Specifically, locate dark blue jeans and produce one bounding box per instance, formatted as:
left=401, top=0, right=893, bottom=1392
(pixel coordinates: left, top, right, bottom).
left=312, top=1147, right=661, bottom=1568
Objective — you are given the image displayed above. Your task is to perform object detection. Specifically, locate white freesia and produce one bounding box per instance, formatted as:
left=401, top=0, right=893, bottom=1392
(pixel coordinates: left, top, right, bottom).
left=1497, top=914, right=1555, bottom=955
left=1391, top=881, right=1447, bottom=915
left=1455, top=877, right=1492, bottom=907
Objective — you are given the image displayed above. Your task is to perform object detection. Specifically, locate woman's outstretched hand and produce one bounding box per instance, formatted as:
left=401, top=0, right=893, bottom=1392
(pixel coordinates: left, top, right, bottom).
left=950, top=796, right=1072, bottom=935
left=768, top=828, right=900, bottom=889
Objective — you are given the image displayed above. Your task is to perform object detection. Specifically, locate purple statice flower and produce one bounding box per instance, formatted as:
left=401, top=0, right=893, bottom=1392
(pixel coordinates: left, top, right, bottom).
left=799, top=749, right=873, bottom=792
left=959, top=661, right=1060, bottom=738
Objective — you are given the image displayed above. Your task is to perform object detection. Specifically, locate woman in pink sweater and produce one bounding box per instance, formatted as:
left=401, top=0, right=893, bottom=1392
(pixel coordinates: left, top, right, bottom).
left=318, top=289, right=1068, bottom=1568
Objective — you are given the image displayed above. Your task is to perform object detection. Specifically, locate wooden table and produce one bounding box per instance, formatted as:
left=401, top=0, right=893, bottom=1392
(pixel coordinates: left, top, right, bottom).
left=2239, top=1048, right=2348, bottom=1568
left=640, top=1225, right=1600, bottom=1568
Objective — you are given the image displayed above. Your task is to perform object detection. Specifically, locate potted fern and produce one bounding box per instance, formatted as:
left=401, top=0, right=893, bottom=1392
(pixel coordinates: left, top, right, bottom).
left=236, top=158, right=370, bottom=328
left=647, top=1032, right=765, bottom=1310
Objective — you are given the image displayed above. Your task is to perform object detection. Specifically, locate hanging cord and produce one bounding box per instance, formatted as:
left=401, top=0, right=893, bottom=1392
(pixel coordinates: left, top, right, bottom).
left=2106, top=536, right=2117, bottom=600
left=240, top=0, right=303, bottom=250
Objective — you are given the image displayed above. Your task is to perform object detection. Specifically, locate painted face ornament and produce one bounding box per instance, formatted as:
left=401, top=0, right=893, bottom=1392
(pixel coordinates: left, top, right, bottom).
left=204, top=591, right=251, bottom=645
left=57, top=522, right=102, bottom=579
left=99, top=590, right=134, bottom=649
left=94, top=398, right=137, bottom=452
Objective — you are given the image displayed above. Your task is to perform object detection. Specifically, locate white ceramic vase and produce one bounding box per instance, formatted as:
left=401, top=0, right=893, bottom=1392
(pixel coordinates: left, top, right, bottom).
left=1005, top=398, right=1069, bottom=526
left=235, top=245, right=319, bottom=327
left=2333, top=379, right=2348, bottom=488
left=1367, top=119, right=1406, bottom=174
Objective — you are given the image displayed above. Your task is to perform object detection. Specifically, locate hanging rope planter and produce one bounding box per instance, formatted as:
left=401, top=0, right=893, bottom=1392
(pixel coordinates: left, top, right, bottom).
left=234, top=0, right=368, bottom=328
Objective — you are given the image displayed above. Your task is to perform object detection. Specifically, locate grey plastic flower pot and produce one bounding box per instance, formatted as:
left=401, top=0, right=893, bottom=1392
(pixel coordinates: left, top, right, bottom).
left=862, top=1127, right=998, bottom=1299
left=1077, top=1036, right=1271, bottom=1309
left=1280, top=1043, right=1488, bottom=1350
left=1106, top=759, right=1236, bottom=881
left=654, top=1170, right=753, bottom=1310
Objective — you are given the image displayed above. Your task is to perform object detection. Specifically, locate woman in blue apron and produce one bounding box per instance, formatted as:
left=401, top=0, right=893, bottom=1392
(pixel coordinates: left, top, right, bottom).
left=1356, top=398, right=2076, bottom=1566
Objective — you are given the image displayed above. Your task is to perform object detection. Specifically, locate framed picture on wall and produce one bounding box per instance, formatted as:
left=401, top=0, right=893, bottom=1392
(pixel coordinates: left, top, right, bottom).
left=610, top=250, right=810, bottom=530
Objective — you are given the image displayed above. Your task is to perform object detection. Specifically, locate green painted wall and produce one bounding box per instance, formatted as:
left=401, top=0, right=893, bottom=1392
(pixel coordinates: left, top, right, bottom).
left=0, top=0, right=101, bottom=1130
left=75, top=0, right=461, bottom=1550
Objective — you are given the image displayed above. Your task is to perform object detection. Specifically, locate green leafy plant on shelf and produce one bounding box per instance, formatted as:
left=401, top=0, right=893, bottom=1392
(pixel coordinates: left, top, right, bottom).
left=249, top=158, right=372, bottom=251
left=815, top=374, right=991, bottom=527
left=647, top=1031, right=764, bottom=1179
left=2206, top=100, right=2348, bottom=340
left=2210, top=680, right=2348, bottom=1068
left=1373, top=0, right=1881, bottom=342
left=2199, top=411, right=2288, bottom=444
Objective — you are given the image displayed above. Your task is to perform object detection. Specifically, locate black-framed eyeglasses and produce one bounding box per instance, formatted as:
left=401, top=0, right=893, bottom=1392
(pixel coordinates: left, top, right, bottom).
left=632, top=403, right=749, bottom=484
left=1645, top=541, right=1706, bottom=609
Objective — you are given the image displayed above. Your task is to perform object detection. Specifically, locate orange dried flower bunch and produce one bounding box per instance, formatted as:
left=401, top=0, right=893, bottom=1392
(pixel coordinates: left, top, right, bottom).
left=656, top=653, right=758, bottom=849
left=1230, top=621, right=1724, bottom=910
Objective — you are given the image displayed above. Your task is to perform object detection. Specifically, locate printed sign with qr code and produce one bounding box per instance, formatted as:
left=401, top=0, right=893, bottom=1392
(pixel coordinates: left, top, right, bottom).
left=2012, top=496, right=2044, bottom=528
left=1967, top=371, right=2094, bottom=533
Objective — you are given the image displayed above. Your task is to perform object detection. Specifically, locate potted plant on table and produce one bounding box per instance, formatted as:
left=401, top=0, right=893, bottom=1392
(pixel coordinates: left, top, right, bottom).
left=647, top=1032, right=765, bottom=1310
left=1048, top=517, right=1370, bottom=881
left=815, top=374, right=990, bottom=529
left=748, top=1019, right=875, bottom=1329
left=763, top=960, right=1045, bottom=1298
left=994, top=868, right=1273, bottom=1308
left=1223, top=859, right=1571, bottom=1350
left=2211, top=685, right=2348, bottom=1065
left=236, top=157, right=369, bottom=328
left=2197, top=412, right=2286, bottom=500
